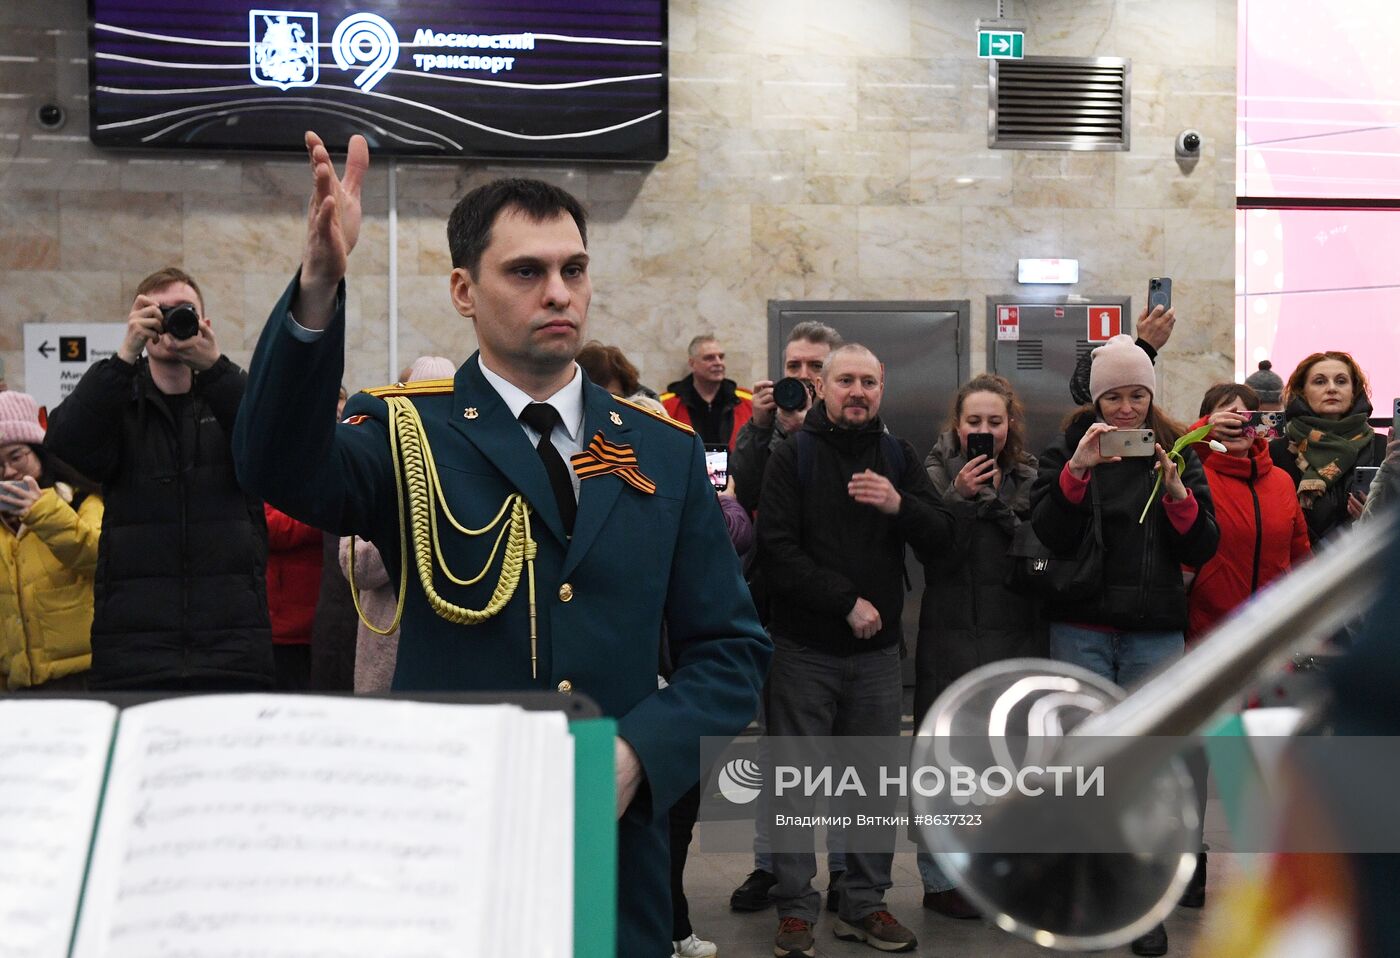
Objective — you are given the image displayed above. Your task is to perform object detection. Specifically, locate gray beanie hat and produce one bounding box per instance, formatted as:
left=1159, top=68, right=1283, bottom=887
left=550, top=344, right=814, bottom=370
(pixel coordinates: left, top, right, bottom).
left=1244, top=360, right=1284, bottom=404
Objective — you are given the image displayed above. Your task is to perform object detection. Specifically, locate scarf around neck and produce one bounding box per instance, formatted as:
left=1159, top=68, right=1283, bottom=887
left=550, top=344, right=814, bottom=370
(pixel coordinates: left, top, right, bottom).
left=1284, top=402, right=1375, bottom=509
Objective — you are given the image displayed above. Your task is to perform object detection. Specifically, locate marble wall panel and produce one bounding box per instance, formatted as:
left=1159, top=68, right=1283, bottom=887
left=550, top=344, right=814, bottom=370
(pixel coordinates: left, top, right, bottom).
left=1012, top=152, right=1117, bottom=208
left=961, top=208, right=1064, bottom=281
left=857, top=59, right=963, bottom=132
left=804, top=130, right=911, bottom=205
left=752, top=56, right=859, bottom=132
left=804, top=0, right=913, bottom=59
left=858, top=206, right=962, bottom=281
left=0, top=191, right=59, bottom=271
left=671, top=53, right=753, bottom=127
left=1165, top=209, right=1235, bottom=283
left=911, top=132, right=1013, bottom=207
left=0, top=0, right=1240, bottom=399
left=693, top=128, right=807, bottom=205
left=752, top=204, right=859, bottom=300
left=1063, top=210, right=1165, bottom=286
left=0, top=270, right=123, bottom=357
left=59, top=191, right=184, bottom=274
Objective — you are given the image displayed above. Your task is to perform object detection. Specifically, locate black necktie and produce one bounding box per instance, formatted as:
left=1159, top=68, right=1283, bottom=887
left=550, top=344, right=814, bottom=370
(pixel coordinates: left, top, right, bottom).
left=519, top=402, right=577, bottom=536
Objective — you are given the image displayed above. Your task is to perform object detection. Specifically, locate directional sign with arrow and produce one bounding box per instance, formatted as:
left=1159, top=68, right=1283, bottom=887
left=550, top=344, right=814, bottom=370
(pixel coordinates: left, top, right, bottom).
left=978, top=29, right=1024, bottom=59
left=22, top=323, right=124, bottom=411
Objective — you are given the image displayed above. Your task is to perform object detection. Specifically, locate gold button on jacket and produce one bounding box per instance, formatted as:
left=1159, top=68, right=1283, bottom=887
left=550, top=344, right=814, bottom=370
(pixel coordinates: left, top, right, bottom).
left=557, top=679, right=573, bottom=693
left=558, top=582, right=574, bottom=602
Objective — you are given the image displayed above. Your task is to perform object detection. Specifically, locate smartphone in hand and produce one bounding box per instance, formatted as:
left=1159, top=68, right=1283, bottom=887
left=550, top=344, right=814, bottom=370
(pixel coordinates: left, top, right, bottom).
left=1241, top=410, right=1286, bottom=441
left=1148, top=277, right=1172, bottom=313
left=704, top=446, right=729, bottom=492
left=965, top=433, right=995, bottom=462
left=1352, top=466, right=1380, bottom=498
left=1099, top=429, right=1157, bottom=458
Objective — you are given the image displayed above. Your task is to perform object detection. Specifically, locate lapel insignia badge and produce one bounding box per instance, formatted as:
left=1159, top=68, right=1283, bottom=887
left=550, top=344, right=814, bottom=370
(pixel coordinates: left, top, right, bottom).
left=464, top=407, right=479, bottom=420
left=609, top=411, right=623, bottom=426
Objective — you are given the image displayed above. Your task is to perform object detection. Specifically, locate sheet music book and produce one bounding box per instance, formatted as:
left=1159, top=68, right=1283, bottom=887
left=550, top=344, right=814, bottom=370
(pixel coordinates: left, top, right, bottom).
left=0, top=695, right=574, bottom=958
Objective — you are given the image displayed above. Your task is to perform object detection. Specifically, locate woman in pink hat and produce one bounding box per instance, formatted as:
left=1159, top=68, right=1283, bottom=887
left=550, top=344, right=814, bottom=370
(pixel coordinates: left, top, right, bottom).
left=0, top=391, right=104, bottom=690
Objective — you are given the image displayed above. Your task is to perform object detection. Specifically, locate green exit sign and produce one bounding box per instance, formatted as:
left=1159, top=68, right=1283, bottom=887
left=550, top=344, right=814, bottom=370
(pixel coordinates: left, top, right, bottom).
left=978, top=30, right=1024, bottom=59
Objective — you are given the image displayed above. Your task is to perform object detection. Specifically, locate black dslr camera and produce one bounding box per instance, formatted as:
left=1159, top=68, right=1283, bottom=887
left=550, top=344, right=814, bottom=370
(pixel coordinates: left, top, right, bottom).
left=773, top=376, right=816, bottom=412
left=159, top=303, right=201, bottom=341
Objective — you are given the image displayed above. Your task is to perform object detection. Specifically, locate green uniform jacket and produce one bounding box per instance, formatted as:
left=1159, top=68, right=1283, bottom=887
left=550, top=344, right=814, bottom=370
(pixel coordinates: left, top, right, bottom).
left=234, top=277, right=771, bottom=957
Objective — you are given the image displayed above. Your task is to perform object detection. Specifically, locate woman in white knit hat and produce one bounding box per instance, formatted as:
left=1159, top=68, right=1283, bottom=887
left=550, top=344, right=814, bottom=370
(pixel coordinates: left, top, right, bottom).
left=0, top=391, right=104, bottom=691
left=1026, top=334, right=1219, bottom=956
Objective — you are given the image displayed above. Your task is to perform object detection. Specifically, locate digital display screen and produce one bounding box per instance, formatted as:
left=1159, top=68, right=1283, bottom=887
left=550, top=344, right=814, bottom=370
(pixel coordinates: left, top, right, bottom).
left=87, top=1, right=667, bottom=161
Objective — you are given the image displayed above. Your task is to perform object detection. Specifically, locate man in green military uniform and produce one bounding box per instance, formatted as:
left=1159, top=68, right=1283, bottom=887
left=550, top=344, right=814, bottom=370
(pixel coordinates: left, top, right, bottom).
left=233, top=133, right=770, bottom=957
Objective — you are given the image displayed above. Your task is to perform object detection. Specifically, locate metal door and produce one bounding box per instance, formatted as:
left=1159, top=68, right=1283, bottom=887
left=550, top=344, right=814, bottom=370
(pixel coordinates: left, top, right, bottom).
left=767, top=300, right=970, bottom=691
left=985, top=296, right=1134, bottom=458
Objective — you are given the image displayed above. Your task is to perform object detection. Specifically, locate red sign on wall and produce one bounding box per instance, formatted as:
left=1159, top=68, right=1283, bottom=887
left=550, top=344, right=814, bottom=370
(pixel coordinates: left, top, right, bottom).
left=1087, top=306, right=1122, bottom=342
left=997, top=305, right=1020, bottom=341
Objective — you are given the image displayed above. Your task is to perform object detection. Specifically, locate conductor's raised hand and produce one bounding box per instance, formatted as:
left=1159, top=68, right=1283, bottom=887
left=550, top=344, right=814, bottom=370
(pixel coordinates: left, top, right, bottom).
left=298, top=131, right=369, bottom=329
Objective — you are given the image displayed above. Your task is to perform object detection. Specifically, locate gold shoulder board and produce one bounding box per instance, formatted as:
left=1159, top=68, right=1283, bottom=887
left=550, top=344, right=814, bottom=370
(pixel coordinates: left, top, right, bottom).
left=361, top=378, right=455, bottom=398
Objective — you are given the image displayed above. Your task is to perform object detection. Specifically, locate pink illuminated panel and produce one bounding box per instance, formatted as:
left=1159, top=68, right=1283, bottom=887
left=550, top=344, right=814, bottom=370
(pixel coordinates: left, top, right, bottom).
left=1240, top=0, right=1400, bottom=198
left=1236, top=208, right=1400, bottom=411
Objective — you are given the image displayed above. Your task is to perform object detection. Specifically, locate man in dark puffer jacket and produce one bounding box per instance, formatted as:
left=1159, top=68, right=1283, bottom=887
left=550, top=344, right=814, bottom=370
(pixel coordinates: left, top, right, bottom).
left=46, top=267, right=273, bottom=690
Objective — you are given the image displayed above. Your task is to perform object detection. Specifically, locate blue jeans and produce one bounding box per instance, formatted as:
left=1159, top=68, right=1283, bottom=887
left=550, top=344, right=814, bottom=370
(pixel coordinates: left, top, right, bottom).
left=916, top=852, right=956, bottom=893
left=1048, top=622, right=1184, bottom=690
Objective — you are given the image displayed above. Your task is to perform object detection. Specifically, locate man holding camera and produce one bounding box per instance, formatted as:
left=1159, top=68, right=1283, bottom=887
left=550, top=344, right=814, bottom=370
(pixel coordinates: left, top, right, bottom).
left=731, top=321, right=841, bottom=514
left=46, top=267, right=274, bottom=691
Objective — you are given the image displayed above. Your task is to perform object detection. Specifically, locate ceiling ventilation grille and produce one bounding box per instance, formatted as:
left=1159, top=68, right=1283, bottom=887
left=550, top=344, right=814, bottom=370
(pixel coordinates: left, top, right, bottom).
left=989, top=56, right=1131, bottom=151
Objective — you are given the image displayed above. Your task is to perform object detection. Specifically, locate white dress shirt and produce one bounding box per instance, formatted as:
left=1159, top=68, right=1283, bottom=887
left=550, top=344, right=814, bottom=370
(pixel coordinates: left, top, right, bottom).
left=478, top=359, right=585, bottom=500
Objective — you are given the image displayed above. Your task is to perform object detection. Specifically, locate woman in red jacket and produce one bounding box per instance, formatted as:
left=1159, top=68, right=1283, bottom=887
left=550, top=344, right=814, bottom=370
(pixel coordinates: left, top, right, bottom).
left=264, top=503, right=323, bottom=690
left=1180, top=381, right=1310, bottom=912
left=1188, top=383, right=1310, bottom=640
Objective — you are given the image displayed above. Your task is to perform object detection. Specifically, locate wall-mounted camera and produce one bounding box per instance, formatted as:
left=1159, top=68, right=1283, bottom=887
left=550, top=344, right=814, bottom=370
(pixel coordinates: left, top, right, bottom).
left=34, top=103, right=67, bottom=130
left=1175, top=129, right=1202, bottom=158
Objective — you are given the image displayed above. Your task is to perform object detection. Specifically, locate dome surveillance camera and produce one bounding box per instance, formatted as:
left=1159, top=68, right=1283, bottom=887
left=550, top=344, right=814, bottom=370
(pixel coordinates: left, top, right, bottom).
left=35, top=103, right=66, bottom=130
left=1175, top=129, right=1202, bottom=157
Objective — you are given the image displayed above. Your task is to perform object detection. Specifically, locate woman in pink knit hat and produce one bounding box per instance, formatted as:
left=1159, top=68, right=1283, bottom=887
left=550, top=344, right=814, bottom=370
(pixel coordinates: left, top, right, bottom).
left=0, top=391, right=104, bottom=690
left=1026, top=335, right=1220, bottom=956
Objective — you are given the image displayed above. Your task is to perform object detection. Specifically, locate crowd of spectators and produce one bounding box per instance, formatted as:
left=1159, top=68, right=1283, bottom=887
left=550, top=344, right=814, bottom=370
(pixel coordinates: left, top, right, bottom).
left=3, top=263, right=1396, bottom=958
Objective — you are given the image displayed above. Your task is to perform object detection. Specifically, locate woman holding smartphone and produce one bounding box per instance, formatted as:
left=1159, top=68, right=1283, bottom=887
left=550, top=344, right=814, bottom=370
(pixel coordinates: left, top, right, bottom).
left=0, top=391, right=103, bottom=691
left=1179, top=382, right=1311, bottom=909
left=1268, top=351, right=1388, bottom=546
left=1029, top=336, right=1218, bottom=956
left=914, top=373, right=1044, bottom=918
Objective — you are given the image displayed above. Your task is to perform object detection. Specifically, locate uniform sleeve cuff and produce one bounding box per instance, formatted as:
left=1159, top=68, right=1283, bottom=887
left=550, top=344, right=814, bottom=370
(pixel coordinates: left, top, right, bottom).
left=285, top=311, right=327, bottom=342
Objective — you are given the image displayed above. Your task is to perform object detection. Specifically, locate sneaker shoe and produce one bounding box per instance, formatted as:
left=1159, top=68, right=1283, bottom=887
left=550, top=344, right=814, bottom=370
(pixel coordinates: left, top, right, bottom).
left=833, top=910, right=918, bottom=953
left=825, top=869, right=844, bottom=913
left=731, top=868, right=777, bottom=912
left=1178, top=852, right=1206, bottom=908
left=773, top=916, right=815, bottom=958
left=922, top=888, right=980, bottom=919
left=672, top=932, right=718, bottom=958
left=1130, top=923, right=1168, bottom=956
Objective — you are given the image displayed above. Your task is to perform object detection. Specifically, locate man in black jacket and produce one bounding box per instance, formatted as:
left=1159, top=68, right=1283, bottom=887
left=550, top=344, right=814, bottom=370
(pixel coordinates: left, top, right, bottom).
left=46, top=267, right=273, bottom=690
left=757, top=344, right=955, bottom=957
